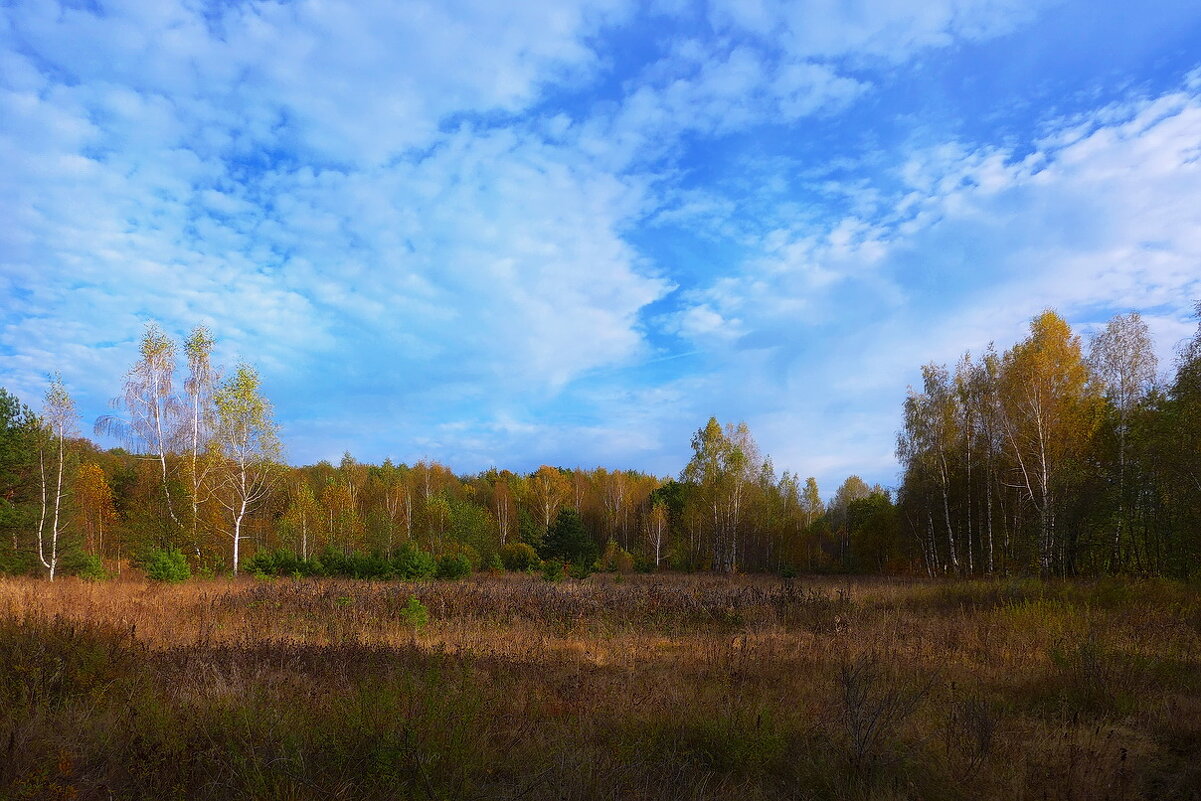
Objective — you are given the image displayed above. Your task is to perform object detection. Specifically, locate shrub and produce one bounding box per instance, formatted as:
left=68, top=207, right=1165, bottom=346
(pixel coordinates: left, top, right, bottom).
left=347, top=552, right=392, bottom=580
left=839, top=652, right=933, bottom=770
left=542, top=560, right=565, bottom=582
left=399, top=597, right=430, bottom=630
left=442, top=543, right=481, bottom=571
left=436, top=552, right=473, bottom=580
left=598, top=539, right=635, bottom=573
left=392, top=544, right=437, bottom=580
left=633, top=554, right=657, bottom=573
left=143, top=547, right=191, bottom=583
left=244, top=549, right=311, bottom=578
left=64, top=551, right=108, bottom=581
left=499, top=542, right=540, bottom=571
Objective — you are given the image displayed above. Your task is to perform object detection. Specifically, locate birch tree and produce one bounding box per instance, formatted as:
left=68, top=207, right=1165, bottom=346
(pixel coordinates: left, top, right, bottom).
left=1088, top=312, right=1157, bottom=569
left=529, top=465, right=570, bottom=535
left=212, top=365, right=281, bottom=574
left=646, top=500, right=668, bottom=567
left=491, top=474, right=516, bottom=546
left=681, top=417, right=757, bottom=573
left=282, top=479, right=319, bottom=559
left=964, top=347, right=1005, bottom=573
left=897, top=365, right=962, bottom=572
left=999, top=311, right=1100, bottom=574
left=800, top=477, right=824, bottom=526
left=38, top=375, right=75, bottom=581
left=183, top=326, right=219, bottom=560
left=96, top=323, right=182, bottom=528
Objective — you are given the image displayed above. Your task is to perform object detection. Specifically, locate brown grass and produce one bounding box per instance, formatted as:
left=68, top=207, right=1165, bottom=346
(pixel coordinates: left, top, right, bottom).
left=1, top=573, right=1198, bottom=800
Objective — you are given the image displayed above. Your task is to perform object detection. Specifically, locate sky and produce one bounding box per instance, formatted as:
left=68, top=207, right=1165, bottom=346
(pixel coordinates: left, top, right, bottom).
left=3, top=0, right=1201, bottom=494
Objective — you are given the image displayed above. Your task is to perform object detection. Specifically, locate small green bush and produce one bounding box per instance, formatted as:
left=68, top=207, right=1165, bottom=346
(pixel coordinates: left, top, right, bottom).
left=542, top=560, right=565, bottom=582
left=64, top=552, right=108, bottom=581
left=499, top=542, right=540, bottom=571
left=443, top=543, right=481, bottom=571
left=436, top=552, right=472, bottom=580
left=400, top=597, right=429, bottom=630
left=393, top=544, right=437, bottom=580
left=633, top=554, right=657, bottom=573
left=348, top=552, right=393, bottom=580
left=143, top=547, right=191, bottom=583
left=244, top=549, right=312, bottom=578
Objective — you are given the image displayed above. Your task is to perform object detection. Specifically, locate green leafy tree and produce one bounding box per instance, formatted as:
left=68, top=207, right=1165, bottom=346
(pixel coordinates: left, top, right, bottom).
left=681, top=417, right=757, bottom=572
left=212, top=365, right=281, bottom=575
left=846, top=491, right=901, bottom=573
left=0, top=388, right=38, bottom=570
left=541, top=507, right=597, bottom=568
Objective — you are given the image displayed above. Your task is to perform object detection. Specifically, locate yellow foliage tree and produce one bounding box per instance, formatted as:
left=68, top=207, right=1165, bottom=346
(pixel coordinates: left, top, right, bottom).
left=999, top=310, right=1101, bottom=573
left=75, top=462, right=117, bottom=561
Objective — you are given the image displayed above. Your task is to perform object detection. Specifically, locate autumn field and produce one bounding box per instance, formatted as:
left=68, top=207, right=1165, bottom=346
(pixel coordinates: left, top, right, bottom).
left=2, top=573, right=1200, bottom=801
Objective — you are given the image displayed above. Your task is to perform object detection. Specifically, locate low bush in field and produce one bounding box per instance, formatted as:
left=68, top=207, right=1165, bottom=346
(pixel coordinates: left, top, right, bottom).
left=499, top=542, right=540, bottom=571
left=398, top=596, right=429, bottom=630
left=541, top=559, right=565, bottom=582
left=597, top=539, right=635, bottom=573
left=390, top=544, right=438, bottom=580
left=142, top=547, right=191, bottom=582
left=242, top=545, right=445, bottom=581
left=244, top=548, right=313, bottom=578
left=436, top=552, right=472, bottom=580
left=62, top=551, right=108, bottom=581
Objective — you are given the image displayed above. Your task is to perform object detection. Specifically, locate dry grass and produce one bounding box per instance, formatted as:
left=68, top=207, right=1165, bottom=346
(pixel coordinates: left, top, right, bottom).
left=1, top=573, right=1199, bottom=800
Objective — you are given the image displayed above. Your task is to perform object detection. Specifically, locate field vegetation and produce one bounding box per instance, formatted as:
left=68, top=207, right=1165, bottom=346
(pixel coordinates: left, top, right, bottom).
left=2, top=572, right=1199, bottom=800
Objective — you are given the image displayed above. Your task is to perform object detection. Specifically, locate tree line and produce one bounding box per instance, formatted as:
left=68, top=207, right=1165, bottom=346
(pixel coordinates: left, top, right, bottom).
left=896, top=307, right=1201, bottom=578
left=0, top=323, right=888, bottom=579
left=2, top=306, right=1198, bottom=580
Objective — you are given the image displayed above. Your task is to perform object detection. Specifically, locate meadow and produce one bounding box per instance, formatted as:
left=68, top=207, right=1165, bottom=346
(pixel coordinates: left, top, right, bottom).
left=1, top=573, right=1199, bottom=800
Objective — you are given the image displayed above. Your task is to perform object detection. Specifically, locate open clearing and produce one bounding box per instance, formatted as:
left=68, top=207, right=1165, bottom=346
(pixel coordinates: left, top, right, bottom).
left=2, top=574, right=1199, bottom=800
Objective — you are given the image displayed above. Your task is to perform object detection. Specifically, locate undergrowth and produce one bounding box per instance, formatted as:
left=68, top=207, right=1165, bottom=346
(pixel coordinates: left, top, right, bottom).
left=0, top=574, right=1197, bottom=800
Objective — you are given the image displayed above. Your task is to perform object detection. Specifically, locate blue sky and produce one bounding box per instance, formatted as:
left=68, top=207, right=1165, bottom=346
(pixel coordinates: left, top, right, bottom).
left=3, top=0, right=1201, bottom=494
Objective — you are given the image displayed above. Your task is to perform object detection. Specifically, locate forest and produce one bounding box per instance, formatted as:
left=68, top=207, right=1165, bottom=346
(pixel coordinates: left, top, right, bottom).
left=1, top=306, right=1200, bottom=582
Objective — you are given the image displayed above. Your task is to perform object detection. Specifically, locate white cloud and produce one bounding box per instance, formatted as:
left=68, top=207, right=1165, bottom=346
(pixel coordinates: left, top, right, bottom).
left=7, top=0, right=631, bottom=166
left=575, top=41, right=868, bottom=170
left=658, top=75, right=1201, bottom=488
left=710, top=0, right=1039, bottom=62
left=4, top=0, right=1191, bottom=491
left=0, top=0, right=661, bottom=435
